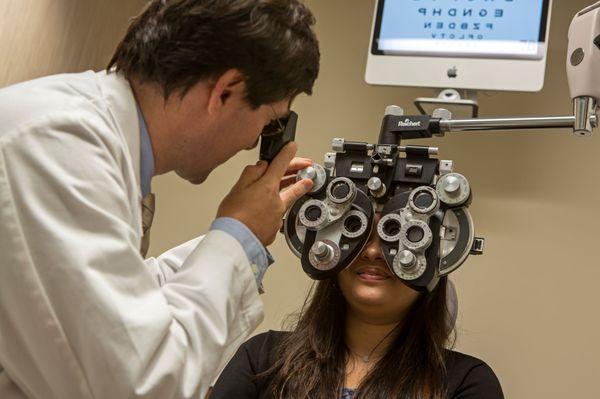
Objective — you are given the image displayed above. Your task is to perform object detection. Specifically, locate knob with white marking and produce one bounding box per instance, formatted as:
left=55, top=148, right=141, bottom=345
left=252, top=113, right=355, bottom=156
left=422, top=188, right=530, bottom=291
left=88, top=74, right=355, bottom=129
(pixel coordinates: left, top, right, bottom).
left=297, top=163, right=327, bottom=193
left=436, top=173, right=471, bottom=206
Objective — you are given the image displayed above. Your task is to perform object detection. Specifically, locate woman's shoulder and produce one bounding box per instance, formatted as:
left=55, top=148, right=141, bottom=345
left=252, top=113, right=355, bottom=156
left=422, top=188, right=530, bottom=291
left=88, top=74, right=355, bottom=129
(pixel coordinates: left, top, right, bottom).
left=444, top=350, right=504, bottom=398
left=236, top=334, right=503, bottom=397
left=239, top=330, right=289, bottom=372
left=242, top=330, right=289, bottom=352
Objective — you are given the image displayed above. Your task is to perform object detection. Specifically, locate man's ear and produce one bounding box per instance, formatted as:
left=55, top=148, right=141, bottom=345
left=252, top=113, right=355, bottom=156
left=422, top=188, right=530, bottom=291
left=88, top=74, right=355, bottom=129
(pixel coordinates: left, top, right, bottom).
left=207, top=69, right=246, bottom=115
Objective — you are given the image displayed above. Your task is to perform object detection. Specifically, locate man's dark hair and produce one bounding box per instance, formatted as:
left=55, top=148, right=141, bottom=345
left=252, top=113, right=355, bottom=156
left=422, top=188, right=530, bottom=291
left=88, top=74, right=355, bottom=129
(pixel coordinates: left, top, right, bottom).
left=108, top=0, right=320, bottom=107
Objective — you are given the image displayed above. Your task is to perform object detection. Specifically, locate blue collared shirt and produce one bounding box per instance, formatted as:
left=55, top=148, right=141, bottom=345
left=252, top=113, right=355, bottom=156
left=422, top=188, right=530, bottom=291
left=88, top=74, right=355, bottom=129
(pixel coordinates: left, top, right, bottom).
left=138, top=107, right=154, bottom=198
left=137, top=106, right=273, bottom=292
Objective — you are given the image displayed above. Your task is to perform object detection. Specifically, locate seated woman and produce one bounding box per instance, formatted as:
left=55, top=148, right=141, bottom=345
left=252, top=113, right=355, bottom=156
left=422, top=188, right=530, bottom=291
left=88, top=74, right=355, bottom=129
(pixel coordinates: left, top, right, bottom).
left=210, top=215, right=503, bottom=398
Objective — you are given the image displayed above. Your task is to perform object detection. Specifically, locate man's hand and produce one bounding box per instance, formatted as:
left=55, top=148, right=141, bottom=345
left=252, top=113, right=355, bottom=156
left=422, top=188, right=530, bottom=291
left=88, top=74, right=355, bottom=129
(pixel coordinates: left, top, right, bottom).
left=217, top=143, right=314, bottom=246
left=279, top=156, right=313, bottom=190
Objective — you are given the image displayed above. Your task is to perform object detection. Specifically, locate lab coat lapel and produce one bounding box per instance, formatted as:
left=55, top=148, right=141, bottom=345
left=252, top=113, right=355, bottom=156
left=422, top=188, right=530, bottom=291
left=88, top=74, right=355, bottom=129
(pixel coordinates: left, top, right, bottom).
left=95, top=70, right=142, bottom=201
left=94, top=70, right=145, bottom=241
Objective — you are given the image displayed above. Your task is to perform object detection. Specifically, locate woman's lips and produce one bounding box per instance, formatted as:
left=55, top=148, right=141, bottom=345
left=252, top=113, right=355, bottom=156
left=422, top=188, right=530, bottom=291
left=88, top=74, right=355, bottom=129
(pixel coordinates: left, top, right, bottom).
left=355, top=266, right=392, bottom=282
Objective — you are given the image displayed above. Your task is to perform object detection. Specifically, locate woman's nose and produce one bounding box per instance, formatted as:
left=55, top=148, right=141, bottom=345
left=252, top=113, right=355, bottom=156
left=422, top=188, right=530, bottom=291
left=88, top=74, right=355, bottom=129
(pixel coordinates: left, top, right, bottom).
left=360, top=236, right=385, bottom=262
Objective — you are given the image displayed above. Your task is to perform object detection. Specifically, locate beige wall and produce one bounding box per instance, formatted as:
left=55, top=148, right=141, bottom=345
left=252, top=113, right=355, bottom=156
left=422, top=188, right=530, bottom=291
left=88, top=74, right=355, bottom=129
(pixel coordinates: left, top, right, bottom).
left=2, top=0, right=600, bottom=397
left=0, top=0, right=147, bottom=85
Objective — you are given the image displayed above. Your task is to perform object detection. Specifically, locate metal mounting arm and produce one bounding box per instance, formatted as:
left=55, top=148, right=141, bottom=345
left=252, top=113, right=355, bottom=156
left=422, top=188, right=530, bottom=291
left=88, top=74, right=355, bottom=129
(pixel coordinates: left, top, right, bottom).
left=438, top=114, right=598, bottom=135
left=377, top=106, right=598, bottom=146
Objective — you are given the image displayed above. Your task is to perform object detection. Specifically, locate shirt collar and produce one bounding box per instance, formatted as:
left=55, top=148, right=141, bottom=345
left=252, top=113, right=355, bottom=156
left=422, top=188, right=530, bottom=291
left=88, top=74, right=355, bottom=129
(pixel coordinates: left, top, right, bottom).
left=136, top=104, right=155, bottom=197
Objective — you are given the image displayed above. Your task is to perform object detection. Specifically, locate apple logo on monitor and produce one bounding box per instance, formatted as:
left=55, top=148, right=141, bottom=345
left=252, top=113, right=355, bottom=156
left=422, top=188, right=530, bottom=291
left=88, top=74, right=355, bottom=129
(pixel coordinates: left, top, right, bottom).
left=448, top=67, right=458, bottom=79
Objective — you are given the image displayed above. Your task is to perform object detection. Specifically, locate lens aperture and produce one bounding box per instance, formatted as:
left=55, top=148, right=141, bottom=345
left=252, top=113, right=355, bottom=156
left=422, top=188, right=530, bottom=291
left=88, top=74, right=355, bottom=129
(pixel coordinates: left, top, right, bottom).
left=383, top=219, right=401, bottom=237
left=407, top=226, right=425, bottom=243
left=344, top=215, right=362, bottom=233
left=306, top=205, right=322, bottom=222
left=414, top=192, right=434, bottom=209
left=332, top=182, right=350, bottom=200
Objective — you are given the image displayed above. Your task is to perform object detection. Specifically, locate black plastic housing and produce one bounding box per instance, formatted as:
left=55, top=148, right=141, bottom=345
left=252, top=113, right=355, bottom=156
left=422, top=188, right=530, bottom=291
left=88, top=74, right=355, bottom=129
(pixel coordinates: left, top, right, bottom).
left=259, top=111, right=298, bottom=162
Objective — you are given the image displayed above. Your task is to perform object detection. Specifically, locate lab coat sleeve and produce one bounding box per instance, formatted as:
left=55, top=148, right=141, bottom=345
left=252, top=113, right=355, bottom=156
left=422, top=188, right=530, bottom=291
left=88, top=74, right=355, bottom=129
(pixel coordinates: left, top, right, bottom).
left=0, top=116, right=263, bottom=399
left=144, top=237, right=203, bottom=286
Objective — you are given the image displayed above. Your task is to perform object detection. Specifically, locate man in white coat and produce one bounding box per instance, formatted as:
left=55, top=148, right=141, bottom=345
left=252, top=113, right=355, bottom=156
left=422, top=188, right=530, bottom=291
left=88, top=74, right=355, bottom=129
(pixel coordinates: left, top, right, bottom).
left=0, top=0, right=320, bottom=398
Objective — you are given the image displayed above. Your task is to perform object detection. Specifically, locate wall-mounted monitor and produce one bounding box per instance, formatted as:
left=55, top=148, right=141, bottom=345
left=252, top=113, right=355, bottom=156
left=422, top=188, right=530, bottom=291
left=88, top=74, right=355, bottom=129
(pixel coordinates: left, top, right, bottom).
left=366, top=0, right=553, bottom=92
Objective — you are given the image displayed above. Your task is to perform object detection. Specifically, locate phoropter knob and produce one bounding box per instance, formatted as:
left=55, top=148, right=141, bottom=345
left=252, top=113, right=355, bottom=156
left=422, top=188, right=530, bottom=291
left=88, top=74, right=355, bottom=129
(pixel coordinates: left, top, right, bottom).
left=436, top=173, right=471, bottom=206
left=313, top=241, right=334, bottom=262
left=385, top=105, right=405, bottom=117
left=392, top=250, right=426, bottom=281
left=297, top=163, right=327, bottom=193
left=308, top=239, right=341, bottom=271
left=398, top=250, right=417, bottom=270
left=298, top=166, right=316, bottom=181
left=367, top=177, right=387, bottom=198
left=443, top=175, right=460, bottom=194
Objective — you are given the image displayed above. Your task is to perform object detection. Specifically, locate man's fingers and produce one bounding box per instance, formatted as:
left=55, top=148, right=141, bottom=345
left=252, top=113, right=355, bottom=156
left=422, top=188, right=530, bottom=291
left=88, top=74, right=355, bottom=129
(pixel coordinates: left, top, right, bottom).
left=286, top=157, right=313, bottom=175
left=262, top=142, right=298, bottom=184
left=279, top=175, right=298, bottom=190
left=280, top=179, right=314, bottom=210
left=234, top=161, right=269, bottom=189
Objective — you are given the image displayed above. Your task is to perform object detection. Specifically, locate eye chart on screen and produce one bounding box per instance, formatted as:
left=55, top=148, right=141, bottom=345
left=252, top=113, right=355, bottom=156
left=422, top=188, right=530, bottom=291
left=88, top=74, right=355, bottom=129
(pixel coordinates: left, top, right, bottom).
left=366, top=0, right=553, bottom=92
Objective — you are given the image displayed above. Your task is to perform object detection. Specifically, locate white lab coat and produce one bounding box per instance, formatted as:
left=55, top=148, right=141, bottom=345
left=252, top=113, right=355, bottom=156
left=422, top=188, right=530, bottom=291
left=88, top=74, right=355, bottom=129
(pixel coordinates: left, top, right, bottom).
left=0, top=71, right=264, bottom=399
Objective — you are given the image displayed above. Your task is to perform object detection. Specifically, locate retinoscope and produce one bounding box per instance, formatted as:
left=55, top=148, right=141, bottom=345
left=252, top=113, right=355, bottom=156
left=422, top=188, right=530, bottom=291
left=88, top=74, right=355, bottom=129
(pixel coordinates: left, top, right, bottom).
left=258, top=2, right=600, bottom=292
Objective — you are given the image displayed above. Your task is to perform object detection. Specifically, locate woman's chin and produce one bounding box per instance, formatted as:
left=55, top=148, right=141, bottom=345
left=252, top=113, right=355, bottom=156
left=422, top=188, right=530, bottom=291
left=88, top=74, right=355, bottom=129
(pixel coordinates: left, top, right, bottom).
left=339, top=268, right=394, bottom=305
left=349, top=284, right=391, bottom=306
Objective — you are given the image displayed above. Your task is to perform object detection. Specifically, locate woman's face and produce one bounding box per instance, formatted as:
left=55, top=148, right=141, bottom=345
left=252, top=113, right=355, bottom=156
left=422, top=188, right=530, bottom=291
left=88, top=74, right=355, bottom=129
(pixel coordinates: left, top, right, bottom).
left=338, top=214, right=421, bottom=323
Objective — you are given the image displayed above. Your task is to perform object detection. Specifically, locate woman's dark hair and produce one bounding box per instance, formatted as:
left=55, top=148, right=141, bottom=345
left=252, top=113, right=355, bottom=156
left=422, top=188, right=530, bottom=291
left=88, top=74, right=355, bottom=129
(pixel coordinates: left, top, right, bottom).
left=265, top=277, right=455, bottom=399
left=108, top=0, right=320, bottom=107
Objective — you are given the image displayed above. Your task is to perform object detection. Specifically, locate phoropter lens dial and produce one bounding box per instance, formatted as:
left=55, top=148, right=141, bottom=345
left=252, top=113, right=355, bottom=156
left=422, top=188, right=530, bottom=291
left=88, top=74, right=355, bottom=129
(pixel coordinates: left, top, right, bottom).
left=298, top=199, right=328, bottom=229
left=399, top=219, right=433, bottom=252
left=408, top=186, right=440, bottom=215
left=327, top=177, right=357, bottom=204
left=342, top=210, right=369, bottom=239
left=377, top=213, right=403, bottom=242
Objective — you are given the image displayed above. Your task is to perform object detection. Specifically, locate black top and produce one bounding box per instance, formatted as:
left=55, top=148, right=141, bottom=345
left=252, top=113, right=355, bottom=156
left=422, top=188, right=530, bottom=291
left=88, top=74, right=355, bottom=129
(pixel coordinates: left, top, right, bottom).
left=211, top=330, right=504, bottom=399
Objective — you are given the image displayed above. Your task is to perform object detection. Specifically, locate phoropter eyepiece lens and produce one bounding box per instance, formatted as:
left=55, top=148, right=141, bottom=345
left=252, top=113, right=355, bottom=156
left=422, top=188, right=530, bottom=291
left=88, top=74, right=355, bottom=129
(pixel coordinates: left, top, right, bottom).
left=383, top=219, right=401, bottom=237
left=408, top=186, right=439, bottom=215
left=341, top=210, right=369, bottom=239
left=344, top=215, right=363, bottom=233
left=414, top=192, right=434, bottom=209
left=305, top=205, right=322, bottom=222
left=377, top=213, right=403, bottom=242
left=331, top=181, right=350, bottom=200
left=327, top=177, right=356, bottom=204
left=298, top=199, right=328, bottom=229
left=407, top=226, right=425, bottom=243
left=399, top=220, right=433, bottom=251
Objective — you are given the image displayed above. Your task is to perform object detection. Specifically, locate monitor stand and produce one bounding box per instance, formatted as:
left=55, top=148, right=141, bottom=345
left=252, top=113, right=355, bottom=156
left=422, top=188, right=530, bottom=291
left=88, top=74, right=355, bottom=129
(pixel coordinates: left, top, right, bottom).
left=414, top=89, right=479, bottom=118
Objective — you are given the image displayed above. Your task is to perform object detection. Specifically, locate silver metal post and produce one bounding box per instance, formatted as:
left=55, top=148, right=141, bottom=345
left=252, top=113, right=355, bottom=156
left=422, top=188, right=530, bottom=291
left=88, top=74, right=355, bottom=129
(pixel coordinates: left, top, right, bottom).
left=573, top=97, right=596, bottom=137
left=439, top=115, right=597, bottom=133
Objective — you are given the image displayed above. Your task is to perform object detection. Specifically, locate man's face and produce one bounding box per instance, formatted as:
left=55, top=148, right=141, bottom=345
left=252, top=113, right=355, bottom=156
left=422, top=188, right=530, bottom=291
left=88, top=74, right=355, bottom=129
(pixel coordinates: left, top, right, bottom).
left=167, top=79, right=291, bottom=184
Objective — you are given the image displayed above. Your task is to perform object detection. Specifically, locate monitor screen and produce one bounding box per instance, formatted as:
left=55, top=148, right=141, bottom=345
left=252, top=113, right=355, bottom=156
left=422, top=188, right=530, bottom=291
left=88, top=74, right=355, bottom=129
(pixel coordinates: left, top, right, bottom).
left=372, top=0, right=550, bottom=60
